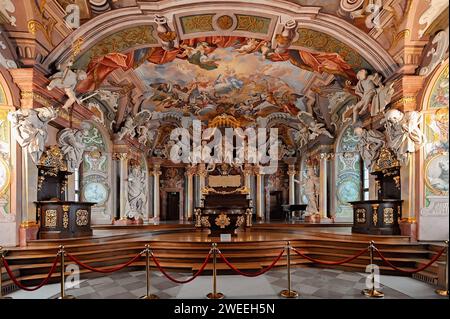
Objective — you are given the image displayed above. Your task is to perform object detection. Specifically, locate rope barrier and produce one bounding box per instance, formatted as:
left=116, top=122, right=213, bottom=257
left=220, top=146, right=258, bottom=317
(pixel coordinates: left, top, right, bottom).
left=218, top=249, right=285, bottom=277
left=151, top=251, right=211, bottom=284
left=374, top=247, right=446, bottom=274
left=292, top=247, right=368, bottom=265
left=66, top=252, right=143, bottom=273
left=1, top=255, right=59, bottom=292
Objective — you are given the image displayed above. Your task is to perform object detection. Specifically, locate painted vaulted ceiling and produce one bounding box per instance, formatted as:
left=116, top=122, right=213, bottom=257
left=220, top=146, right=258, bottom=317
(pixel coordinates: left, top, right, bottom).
left=0, top=0, right=448, bottom=158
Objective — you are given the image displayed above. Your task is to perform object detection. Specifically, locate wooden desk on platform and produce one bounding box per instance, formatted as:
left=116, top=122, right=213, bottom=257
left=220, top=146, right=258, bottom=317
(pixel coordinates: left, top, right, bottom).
left=195, top=193, right=252, bottom=236
left=35, top=201, right=95, bottom=239
left=349, top=200, right=402, bottom=235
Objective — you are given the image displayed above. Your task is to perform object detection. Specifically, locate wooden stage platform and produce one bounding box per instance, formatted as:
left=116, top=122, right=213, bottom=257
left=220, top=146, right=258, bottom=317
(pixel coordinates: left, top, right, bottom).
left=1, top=222, right=445, bottom=292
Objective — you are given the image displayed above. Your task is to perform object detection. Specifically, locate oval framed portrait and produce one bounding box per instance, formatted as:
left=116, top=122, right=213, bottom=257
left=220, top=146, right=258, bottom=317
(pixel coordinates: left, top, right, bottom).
left=425, top=152, right=449, bottom=196
left=0, top=157, right=10, bottom=195
left=83, top=181, right=108, bottom=204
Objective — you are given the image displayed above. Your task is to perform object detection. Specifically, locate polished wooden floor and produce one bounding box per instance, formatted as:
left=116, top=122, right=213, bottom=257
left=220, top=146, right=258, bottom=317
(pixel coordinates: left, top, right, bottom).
left=1, top=222, right=445, bottom=292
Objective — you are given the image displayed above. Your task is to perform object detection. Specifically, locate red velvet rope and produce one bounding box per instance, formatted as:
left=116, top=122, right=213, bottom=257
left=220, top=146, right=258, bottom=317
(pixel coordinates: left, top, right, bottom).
left=151, top=252, right=211, bottom=284
left=218, top=249, right=285, bottom=277
left=374, top=247, right=446, bottom=274
left=2, top=255, right=59, bottom=292
left=292, top=247, right=368, bottom=265
left=66, top=252, right=142, bottom=273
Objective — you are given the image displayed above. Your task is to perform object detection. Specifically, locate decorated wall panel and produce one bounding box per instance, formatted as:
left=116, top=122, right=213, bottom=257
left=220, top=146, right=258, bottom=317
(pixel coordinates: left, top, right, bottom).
left=334, top=125, right=361, bottom=220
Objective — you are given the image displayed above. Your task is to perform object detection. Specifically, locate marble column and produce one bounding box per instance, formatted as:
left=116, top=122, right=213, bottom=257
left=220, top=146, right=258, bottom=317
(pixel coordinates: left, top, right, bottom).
left=319, top=153, right=329, bottom=218
left=114, top=153, right=128, bottom=219
left=196, top=163, right=206, bottom=207
left=400, top=153, right=415, bottom=221
left=185, top=165, right=195, bottom=220
left=255, top=166, right=265, bottom=221
left=23, top=152, right=38, bottom=223
left=287, top=164, right=297, bottom=205
left=152, top=164, right=162, bottom=220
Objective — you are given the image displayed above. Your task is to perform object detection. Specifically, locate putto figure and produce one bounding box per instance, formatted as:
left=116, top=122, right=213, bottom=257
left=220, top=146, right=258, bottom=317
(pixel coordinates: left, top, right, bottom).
left=349, top=69, right=394, bottom=123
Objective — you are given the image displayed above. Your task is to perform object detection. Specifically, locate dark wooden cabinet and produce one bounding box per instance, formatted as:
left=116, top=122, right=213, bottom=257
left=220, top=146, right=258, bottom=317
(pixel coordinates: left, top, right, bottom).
left=36, top=201, right=95, bottom=239
left=195, top=193, right=252, bottom=236
left=349, top=199, right=402, bottom=235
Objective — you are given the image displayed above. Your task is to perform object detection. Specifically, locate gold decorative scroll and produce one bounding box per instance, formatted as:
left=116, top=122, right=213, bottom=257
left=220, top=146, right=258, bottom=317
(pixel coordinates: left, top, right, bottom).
left=202, top=186, right=249, bottom=195
left=208, top=175, right=241, bottom=188
left=45, top=210, right=57, bottom=228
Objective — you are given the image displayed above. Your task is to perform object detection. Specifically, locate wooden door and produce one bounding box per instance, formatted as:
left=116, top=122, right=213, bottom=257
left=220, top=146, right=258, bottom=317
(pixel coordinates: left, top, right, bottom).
left=166, top=192, right=180, bottom=221
left=269, top=191, right=283, bottom=220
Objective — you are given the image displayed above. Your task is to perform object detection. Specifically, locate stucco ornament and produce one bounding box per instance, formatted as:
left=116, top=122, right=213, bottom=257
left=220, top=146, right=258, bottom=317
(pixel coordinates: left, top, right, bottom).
left=297, top=111, right=333, bottom=141
left=0, top=0, right=16, bottom=26
left=125, top=164, right=146, bottom=220
left=303, top=167, right=320, bottom=215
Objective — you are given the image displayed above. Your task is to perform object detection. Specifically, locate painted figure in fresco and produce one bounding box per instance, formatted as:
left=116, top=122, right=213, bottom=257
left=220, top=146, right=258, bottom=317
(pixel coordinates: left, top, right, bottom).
left=303, top=166, right=320, bottom=215
left=430, top=160, right=449, bottom=192
left=354, top=126, right=385, bottom=170
left=383, top=109, right=424, bottom=164
left=178, top=42, right=220, bottom=70
left=7, top=107, right=58, bottom=164
left=126, top=165, right=146, bottom=220
left=348, top=69, right=394, bottom=123
left=57, top=122, right=92, bottom=172
left=47, top=61, right=88, bottom=110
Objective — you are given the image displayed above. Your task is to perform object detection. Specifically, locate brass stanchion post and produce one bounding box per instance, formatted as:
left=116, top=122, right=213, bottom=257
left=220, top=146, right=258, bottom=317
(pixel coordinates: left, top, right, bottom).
left=280, top=241, right=298, bottom=298
left=436, top=240, right=449, bottom=297
left=57, top=245, right=75, bottom=299
left=140, top=244, right=159, bottom=299
left=206, top=243, right=224, bottom=299
left=0, top=246, right=12, bottom=299
left=362, top=241, right=384, bottom=298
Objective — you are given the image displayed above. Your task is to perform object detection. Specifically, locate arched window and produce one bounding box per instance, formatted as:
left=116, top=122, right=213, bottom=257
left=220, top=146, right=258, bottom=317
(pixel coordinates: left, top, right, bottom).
left=334, top=125, right=362, bottom=221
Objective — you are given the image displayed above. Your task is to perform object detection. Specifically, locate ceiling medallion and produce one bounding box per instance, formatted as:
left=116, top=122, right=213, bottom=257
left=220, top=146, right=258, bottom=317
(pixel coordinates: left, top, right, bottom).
left=216, top=15, right=234, bottom=30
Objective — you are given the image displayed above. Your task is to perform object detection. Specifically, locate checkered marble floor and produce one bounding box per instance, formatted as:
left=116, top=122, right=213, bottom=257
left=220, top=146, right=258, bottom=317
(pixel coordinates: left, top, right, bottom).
left=7, top=267, right=445, bottom=299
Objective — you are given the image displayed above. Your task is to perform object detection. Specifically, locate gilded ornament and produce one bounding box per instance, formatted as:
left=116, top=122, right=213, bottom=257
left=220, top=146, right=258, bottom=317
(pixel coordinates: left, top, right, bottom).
left=180, top=14, right=214, bottom=34
left=200, top=216, right=211, bottom=227
left=44, top=210, right=57, bottom=228
left=236, top=15, right=270, bottom=34
left=383, top=208, right=394, bottom=224
left=235, top=215, right=245, bottom=227
left=215, top=213, right=231, bottom=229
left=216, top=15, right=234, bottom=30
left=356, top=208, right=366, bottom=223
left=75, top=210, right=89, bottom=226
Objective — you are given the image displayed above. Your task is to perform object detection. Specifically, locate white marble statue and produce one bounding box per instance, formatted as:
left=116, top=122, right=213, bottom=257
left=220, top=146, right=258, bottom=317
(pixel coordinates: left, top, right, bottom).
left=136, top=115, right=160, bottom=145
left=383, top=109, right=425, bottom=164
left=7, top=107, right=58, bottom=164
left=354, top=126, right=386, bottom=170
left=126, top=165, right=146, bottom=220
left=349, top=69, right=394, bottom=124
left=303, top=167, right=320, bottom=215
left=47, top=61, right=87, bottom=110
left=57, top=122, right=91, bottom=172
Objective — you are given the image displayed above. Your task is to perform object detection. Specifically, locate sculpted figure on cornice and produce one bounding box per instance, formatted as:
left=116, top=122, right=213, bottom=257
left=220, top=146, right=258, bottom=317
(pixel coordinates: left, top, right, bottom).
left=347, top=69, right=394, bottom=124
left=354, top=126, right=385, bottom=170
left=57, top=122, right=92, bottom=173
left=419, top=26, right=449, bottom=77
left=47, top=61, right=88, bottom=110
left=97, top=90, right=119, bottom=111
left=116, top=115, right=136, bottom=140
left=7, top=106, right=58, bottom=164
left=297, top=111, right=333, bottom=142
left=383, top=109, right=425, bottom=165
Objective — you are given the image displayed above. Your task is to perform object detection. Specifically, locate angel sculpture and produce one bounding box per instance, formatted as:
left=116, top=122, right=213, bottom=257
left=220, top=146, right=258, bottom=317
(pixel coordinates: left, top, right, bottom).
left=348, top=69, right=394, bottom=124
left=57, top=122, right=93, bottom=172
left=136, top=115, right=160, bottom=145
left=116, top=116, right=136, bottom=140
left=354, top=126, right=386, bottom=170
left=47, top=60, right=88, bottom=110
left=383, top=109, right=425, bottom=164
left=297, top=111, right=333, bottom=142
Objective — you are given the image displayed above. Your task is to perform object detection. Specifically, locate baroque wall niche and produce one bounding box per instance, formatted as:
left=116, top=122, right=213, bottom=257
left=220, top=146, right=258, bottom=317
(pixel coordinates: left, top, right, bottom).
left=334, top=125, right=362, bottom=221
left=80, top=122, right=113, bottom=224
left=160, top=166, right=184, bottom=221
